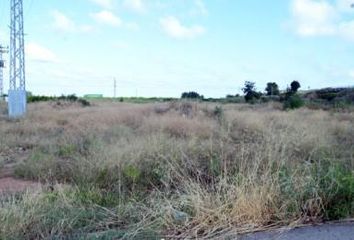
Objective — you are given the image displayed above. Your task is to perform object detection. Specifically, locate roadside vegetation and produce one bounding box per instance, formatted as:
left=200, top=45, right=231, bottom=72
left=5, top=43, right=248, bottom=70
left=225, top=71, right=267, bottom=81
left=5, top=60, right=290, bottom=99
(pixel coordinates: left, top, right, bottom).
left=0, top=98, right=353, bottom=239
left=27, top=94, right=91, bottom=107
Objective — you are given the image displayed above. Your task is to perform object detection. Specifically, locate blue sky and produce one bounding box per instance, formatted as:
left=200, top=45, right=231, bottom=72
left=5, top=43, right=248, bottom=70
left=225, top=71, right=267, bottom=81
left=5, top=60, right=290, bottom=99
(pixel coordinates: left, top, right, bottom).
left=0, top=0, right=354, bottom=97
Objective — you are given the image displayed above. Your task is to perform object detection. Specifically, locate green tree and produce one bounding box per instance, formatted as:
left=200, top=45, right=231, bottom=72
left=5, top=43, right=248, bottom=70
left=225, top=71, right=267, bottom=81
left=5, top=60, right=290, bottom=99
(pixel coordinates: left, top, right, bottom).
left=181, top=91, right=203, bottom=99
left=242, top=81, right=261, bottom=103
left=282, top=81, right=303, bottom=110
left=265, top=82, right=280, bottom=96
left=290, top=81, right=301, bottom=93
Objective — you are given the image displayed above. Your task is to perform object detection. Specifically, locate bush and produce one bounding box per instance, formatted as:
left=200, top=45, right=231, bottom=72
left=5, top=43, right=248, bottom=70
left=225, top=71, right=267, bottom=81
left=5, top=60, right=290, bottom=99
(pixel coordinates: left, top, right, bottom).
left=59, top=94, right=78, bottom=102
left=181, top=91, right=204, bottom=100
left=77, top=99, right=91, bottom=107
left=283, top=94, right=304, bottom=110
left=318, top=92, right=338, bottom=101
left=28, top=95, right=56, bottom=103
left=244, top=91, right=262, bottom=103
left=308, top=161, right=354, bottom=220
left=28, top=94, right=90, bottom=107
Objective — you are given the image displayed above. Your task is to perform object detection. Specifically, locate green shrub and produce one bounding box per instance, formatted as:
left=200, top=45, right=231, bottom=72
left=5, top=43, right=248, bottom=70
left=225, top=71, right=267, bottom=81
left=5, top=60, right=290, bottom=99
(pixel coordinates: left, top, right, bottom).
left=27, top=95, right=55, bottom=103
left=27, top=94, right=91, bottom=107
left=283, top=94, right=304, bottom=110
left=318, top=92, right=338, bottom=101
left=278, top=159, right=354, bottom=220
left=59, top=94, right=78, bottom=102
left=123, top=165, right=141, bottom=184
left=181, top=91, right=204, bottom=100
left=57, top=144, right=77, bottom=158
left=315, top=162, right=354, bottom=219
left=78, top=99, right=91, bottom=107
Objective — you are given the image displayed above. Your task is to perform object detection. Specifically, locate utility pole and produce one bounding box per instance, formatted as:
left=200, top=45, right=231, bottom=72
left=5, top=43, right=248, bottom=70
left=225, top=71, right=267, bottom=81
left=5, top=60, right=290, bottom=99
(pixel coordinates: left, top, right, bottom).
left=114, top=78, right=116, bottom=98
left=8, top=0, right=26, bottom=117
left=0, top=45, right=9, bottom=100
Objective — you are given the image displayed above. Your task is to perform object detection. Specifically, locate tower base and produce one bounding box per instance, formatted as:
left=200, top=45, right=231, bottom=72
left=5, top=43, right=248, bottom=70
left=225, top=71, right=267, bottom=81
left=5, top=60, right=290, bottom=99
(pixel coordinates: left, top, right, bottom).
left=8, top=89, right=26, bottom=118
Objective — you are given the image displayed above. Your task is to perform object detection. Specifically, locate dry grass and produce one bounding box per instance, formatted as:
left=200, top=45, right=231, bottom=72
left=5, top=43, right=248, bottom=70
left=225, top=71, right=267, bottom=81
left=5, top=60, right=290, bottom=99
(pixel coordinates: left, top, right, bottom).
left=0, top=100, right=354, bottom=239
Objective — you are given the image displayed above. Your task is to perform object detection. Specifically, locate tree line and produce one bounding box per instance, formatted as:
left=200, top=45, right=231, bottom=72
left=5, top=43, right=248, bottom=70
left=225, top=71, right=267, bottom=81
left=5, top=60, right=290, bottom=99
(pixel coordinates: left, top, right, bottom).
left=181, top=80, right=304, bottom=109
left=242, top=80, right=301, bottom=101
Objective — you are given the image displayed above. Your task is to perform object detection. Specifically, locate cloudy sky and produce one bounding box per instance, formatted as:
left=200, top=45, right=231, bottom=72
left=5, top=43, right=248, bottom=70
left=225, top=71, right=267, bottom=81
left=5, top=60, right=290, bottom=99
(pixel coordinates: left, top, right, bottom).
left=0, top=0, right=354, bottom=97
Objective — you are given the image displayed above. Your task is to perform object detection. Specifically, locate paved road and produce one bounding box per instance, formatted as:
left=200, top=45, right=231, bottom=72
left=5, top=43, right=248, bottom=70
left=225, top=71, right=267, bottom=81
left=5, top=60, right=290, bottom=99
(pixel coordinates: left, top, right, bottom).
left=240, top=222, right=354, bottom=240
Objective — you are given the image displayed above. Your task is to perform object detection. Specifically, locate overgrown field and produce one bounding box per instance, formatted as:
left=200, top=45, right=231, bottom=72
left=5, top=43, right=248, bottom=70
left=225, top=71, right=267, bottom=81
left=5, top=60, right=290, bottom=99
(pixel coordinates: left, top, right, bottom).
left=0, top=101, right=353, bottom=239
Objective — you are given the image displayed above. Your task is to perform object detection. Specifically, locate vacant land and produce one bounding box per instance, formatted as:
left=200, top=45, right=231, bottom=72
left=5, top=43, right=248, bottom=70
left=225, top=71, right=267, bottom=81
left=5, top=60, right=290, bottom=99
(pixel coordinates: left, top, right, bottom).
left=0, top=101, right=353, bottom=239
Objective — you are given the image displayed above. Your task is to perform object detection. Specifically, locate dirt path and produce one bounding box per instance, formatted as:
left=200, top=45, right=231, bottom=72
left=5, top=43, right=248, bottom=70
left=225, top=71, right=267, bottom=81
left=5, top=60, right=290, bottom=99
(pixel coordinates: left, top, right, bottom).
left=0, top=177, right=40, bottom=194
left=0, top=163, right=39, bottom=194
left=240, top=222, right=354, bottom=240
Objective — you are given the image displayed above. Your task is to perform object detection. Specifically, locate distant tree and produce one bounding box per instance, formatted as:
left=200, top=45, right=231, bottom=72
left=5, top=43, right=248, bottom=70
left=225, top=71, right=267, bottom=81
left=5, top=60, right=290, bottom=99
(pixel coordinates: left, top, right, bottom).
left=226, top=94, right=241, bottom=98
left=265, top=82, right=280, bottom=96
left=242, top=81, right=261, bottom=102
left=243, top=81, right=256, bottom=94
left=181, top=91, right=203, bottom=99
left=282, top=81, right=304, bottom=110
left=290, top=81, right=301, bottom=93
left=58, top=94, right=78, bottom=102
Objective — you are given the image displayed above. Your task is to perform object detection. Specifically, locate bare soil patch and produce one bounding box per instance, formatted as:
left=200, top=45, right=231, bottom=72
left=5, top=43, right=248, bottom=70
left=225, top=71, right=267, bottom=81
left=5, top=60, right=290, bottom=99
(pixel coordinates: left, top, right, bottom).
left=0, top=160, right=39, bottom=194
left=0, top=177, right=39, bottom=194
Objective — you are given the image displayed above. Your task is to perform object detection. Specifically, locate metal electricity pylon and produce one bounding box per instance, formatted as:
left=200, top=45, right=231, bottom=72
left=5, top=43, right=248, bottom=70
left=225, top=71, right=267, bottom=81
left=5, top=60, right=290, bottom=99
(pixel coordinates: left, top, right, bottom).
left=8, top=0, right=26, bottom=117
left=0, top=45, right=9, bottom=99
left=10, top=0, right=26, bottom=91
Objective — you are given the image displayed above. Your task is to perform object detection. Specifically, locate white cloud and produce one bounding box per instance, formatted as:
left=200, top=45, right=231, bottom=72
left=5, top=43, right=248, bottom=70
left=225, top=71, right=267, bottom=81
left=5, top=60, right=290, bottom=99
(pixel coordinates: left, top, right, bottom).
left=123, top=0, right=146, bottom=13
left=160, top=16, right=205, bottom=39
left=125, top=22, right=140, bottom=31
left=291, top=0, right=337, bottom=36
left=290, top=0, right=354, bottom=41
left=194, top=0, right=208, bottom=16
left=91, top=11, right=122, bottom=27
left=338, top=20, right=354, bottom=40
left=52, top=10, right=76, bottom=32
left=90, top=0, right=113, bottom=9
left=79, top=24, right=95, bottom=33
left=26, top=42, right=58, bottom=63
left=51, top=10, right=94, bottom=33
left=336, top=0, right=354, bottom=12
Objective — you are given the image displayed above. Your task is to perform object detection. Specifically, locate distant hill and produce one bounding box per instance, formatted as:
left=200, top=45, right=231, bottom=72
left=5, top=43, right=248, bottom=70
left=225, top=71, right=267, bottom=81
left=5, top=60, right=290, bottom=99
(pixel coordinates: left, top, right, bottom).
left=303, top=87, right=354, bottom=103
